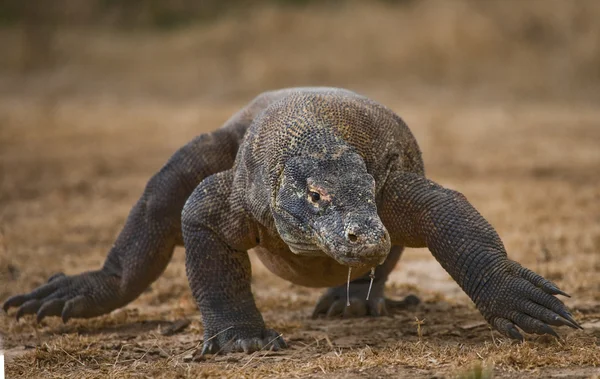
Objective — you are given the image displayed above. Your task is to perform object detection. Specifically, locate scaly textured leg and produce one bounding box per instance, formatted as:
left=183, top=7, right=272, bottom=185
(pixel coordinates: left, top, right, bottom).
left=182, top=171, right=286, bottom=354
left=312, top=246, right=419, bottom=318
left=380, top=171, right=580, bottom=340
left=3, top=126, right=246, bottom=322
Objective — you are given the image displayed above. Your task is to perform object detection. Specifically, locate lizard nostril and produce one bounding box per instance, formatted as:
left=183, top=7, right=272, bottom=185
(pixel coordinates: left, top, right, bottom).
left=347, top=233, right=358, bottom=243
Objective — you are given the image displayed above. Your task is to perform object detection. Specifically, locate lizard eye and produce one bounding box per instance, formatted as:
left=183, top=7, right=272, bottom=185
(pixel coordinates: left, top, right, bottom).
left=308, top=191, right=321, bottom=203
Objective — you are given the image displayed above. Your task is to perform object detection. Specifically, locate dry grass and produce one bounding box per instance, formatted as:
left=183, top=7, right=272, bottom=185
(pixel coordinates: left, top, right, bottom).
left=1, top=2, right=600, bottom=378
left=1, top=0, right=600, bottom=102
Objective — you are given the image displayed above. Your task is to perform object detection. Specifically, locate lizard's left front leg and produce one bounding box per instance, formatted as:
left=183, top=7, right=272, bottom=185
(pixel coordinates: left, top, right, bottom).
left=380, top=171, right=581, bottom=341
left=182, top=171, right=286, bottom=355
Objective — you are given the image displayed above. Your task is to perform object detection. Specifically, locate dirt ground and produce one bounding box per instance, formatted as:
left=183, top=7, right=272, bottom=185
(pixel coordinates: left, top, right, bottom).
left=1, top=93, right=599, bottom=378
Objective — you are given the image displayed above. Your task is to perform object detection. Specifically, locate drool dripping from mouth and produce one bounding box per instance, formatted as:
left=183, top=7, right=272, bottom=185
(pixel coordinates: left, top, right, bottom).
left=366, top=267, right=375, bottom=301
left=346, top=266, right=377, bottom=307
left=346, top=267, right=352, bottom=306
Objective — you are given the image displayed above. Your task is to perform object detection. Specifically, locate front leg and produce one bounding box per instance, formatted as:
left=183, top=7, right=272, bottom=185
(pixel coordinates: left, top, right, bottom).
left=3, top=128, right=244, bottom=322
left=312, top=246, right=419, bottom=318
left=380, top=171, right=581, bottom=340
left=182, top=172, right=286, bottom=354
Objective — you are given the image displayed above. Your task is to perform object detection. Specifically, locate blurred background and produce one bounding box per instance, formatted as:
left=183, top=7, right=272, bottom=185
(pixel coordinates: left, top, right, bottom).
left=1, top=0, right=599, bottom=102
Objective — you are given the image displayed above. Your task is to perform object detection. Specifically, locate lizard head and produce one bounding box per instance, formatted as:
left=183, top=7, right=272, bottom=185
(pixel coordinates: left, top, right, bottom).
left=272, top=150, right=391, bottom=268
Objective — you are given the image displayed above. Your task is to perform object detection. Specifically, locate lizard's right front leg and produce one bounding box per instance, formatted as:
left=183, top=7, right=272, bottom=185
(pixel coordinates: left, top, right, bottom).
left=182, top=173, right=287, bottom=355
left=3, top=127, right=245, bottom=322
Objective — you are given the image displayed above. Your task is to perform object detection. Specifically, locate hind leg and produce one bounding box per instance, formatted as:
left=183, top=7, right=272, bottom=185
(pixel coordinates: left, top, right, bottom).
left=312, top=246, right=420, bottom=318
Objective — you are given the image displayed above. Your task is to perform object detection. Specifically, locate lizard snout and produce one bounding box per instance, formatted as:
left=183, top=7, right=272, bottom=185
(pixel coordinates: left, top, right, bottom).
left=313, top=212, right=391, bottom=267
left=337, top=215, right=391, bottom=266
left=344, top=215, right=388, bottom=246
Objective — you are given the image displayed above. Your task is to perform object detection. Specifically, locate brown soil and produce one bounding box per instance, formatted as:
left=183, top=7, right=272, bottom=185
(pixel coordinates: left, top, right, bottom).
left=1, top=95, right=599, bottom=378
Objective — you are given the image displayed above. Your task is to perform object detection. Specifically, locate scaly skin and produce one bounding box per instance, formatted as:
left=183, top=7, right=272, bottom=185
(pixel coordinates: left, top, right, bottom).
left=4, top=87, right=581, bottom=354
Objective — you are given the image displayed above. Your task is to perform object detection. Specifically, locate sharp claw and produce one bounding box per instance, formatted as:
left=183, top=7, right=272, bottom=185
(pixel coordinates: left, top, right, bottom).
left=539, top=324, right=559, bottom=338
left=3, top=295, right=26, bottom=313
left=241, top=341, right=251, bottom=354
left=518, top=264, right=572, bottom=298
left=507, top=325, right=524, bottom=341
left=36, top=299, right=65, bottom=324
left=262, top=331, right=286, bottom=352
left=199, top=329, right=286, bottom=356
left=36, top=307, right=49, bottom=324
left=15, top=300, right=42, bottom=321
left=200, top=342, right=214, bottom=356
left=61, top=309, right=71, bottom=324
left=242, top=338, right=263, bottom=354
left=554, top=315, right=581, bottom=330
left=277, top=336, right=288, bottom=349
left=564, top=312, right=583, bottom=330
left=555, top=309, right=582, bottom=329
left=545, top=284, right=570, bottom=297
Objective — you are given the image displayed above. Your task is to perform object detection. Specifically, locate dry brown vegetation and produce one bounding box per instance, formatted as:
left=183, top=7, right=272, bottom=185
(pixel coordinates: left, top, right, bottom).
left=1, top=0, right=600, bottom=102
left=1, top=1, right=600, bottom=378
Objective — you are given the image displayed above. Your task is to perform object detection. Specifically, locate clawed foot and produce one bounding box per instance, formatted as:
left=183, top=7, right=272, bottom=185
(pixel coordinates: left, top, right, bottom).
left=3, top=270, right=121, bottom=323
left=201, top=327, right=287, bottom=355
left=312, top=282, right=419, bottom=318
left=478, top=261, right=582, bottom=341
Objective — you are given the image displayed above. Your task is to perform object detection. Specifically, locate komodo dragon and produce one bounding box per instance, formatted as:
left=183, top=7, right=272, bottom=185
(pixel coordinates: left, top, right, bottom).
left=4, top=87, right=581, bottom=354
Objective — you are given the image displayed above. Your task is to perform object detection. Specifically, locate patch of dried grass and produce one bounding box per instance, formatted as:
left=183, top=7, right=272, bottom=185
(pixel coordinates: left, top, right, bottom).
left=1, top=1, right=600, bottom=102
left=9, top=332, right=598, bottom=378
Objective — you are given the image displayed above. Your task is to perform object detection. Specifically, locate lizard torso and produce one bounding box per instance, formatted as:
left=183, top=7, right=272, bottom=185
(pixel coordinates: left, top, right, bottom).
left=222, top=88, right=424, bottom=287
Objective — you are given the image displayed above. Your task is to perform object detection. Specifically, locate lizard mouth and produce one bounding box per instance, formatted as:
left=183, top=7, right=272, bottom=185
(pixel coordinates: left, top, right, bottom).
left=331, top=249, right=388, bottom=268
left=286, top=240, right=328, bottom=257
left=275, top=209, right=388, bottom=265
left=286, top=237, right=387, bottom=267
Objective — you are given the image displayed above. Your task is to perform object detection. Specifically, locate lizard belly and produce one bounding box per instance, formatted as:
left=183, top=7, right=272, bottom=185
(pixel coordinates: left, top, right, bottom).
left=251, top=246, right=370, bottom=288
